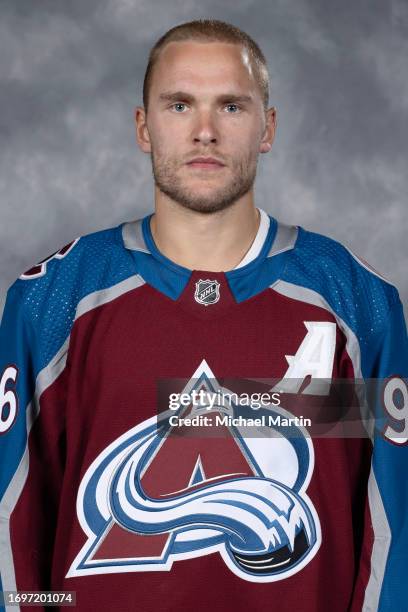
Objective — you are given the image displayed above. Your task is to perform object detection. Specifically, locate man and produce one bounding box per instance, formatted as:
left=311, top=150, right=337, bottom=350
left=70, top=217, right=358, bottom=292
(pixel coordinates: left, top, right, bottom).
left=0, top=18, right=407, bottom=612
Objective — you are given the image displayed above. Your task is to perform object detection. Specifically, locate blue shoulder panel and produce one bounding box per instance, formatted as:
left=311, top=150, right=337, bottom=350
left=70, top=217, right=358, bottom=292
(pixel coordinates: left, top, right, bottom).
left=282, top=226, right=399, bottom=352
left=12, top=225, right=138, bottom=374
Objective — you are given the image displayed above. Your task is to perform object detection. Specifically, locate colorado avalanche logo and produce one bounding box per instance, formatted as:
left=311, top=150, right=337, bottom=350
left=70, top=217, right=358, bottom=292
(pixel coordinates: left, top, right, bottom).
left=194, top=279, right=220, bottom=306
left=67, top=360, right=321, bottom=582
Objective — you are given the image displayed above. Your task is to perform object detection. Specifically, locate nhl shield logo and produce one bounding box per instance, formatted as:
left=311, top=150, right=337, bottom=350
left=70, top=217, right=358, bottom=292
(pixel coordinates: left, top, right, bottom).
left=194, top=279, right=220, bottom=306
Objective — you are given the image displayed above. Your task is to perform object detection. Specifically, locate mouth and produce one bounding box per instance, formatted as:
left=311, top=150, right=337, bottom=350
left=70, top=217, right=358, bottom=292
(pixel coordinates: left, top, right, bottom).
left=186, top=156, right=226, bottom=170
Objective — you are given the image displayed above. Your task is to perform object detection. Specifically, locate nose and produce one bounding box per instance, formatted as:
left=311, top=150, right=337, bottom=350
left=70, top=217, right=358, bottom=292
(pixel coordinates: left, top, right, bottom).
left=192, top=110, right=218, bottom=145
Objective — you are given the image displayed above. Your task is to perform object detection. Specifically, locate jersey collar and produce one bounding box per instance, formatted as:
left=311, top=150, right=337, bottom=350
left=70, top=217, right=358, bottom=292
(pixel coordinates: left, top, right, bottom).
left=120, top=210, right=298, bottom=303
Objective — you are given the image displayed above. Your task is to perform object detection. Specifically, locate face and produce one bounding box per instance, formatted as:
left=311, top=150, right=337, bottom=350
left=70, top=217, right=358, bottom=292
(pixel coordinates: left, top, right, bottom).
left=136, top=40, right=276, bottom=214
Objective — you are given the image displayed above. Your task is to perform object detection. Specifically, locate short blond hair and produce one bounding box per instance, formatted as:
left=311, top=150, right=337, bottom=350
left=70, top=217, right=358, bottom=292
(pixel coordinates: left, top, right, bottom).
left=142, top=19, right=270, bottom=111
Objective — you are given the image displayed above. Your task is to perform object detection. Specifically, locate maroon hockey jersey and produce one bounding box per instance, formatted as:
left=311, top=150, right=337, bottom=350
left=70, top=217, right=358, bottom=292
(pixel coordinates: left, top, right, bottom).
left=1, top=209, right=408, bottom=611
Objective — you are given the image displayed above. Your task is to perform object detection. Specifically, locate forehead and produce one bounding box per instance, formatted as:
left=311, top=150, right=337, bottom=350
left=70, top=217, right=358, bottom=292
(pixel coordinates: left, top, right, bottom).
left=151, top=40, right=256, bottom=94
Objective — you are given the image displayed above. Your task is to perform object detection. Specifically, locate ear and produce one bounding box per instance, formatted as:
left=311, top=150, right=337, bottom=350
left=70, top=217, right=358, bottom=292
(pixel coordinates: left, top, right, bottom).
left=259, top=106, right=277, bottom=154
left=134, top=106, right=152, bottom=154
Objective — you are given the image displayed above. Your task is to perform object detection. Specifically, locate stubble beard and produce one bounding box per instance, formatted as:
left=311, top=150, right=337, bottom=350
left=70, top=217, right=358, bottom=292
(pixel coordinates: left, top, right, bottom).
left=150, top=149, right=258, bottom=214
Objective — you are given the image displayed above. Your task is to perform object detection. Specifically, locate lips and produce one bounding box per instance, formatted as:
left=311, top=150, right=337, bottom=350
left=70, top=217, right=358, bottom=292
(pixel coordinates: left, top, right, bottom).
left=186, top=157, right=225, bottom=169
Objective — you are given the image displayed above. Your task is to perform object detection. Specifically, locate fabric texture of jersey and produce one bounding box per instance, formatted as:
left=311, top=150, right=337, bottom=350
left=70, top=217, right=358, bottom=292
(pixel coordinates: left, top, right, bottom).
left=0, top=210, right=407, bottom=612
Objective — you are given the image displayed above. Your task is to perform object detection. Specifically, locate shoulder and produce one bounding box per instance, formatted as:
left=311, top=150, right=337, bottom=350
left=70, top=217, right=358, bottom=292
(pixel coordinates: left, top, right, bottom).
left=10, top=222, right=136, bottom=297
left=16, top=223, right=123, bottom=283
left=5, top=222, right=139, bottom=369
left=281, top=224, right=400, bottom=338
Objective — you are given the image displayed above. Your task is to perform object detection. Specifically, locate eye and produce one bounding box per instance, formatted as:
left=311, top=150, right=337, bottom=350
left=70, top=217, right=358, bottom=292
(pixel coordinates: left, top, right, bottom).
left=225, top=103, right=241, bottom=113
left=171, top=103, right=187, bottom=113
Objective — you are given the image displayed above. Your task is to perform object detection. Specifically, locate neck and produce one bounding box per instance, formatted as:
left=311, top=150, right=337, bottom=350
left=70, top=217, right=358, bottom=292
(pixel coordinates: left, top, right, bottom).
left=150, top=192, right=261, bottom=272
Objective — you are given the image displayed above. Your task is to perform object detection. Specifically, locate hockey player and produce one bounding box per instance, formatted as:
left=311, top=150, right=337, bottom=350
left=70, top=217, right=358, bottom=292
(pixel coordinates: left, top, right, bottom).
left=1, top=19, right=407, bottom=612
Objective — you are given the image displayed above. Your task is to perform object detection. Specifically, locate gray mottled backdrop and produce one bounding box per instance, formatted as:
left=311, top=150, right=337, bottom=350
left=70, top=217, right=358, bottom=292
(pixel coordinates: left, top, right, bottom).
left=1, top=0, right=407, bottom=318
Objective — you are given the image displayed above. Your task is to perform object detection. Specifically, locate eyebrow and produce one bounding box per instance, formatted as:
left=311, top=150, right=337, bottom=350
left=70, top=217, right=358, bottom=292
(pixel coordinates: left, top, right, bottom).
left=158, top=90, right=254, bottom=105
